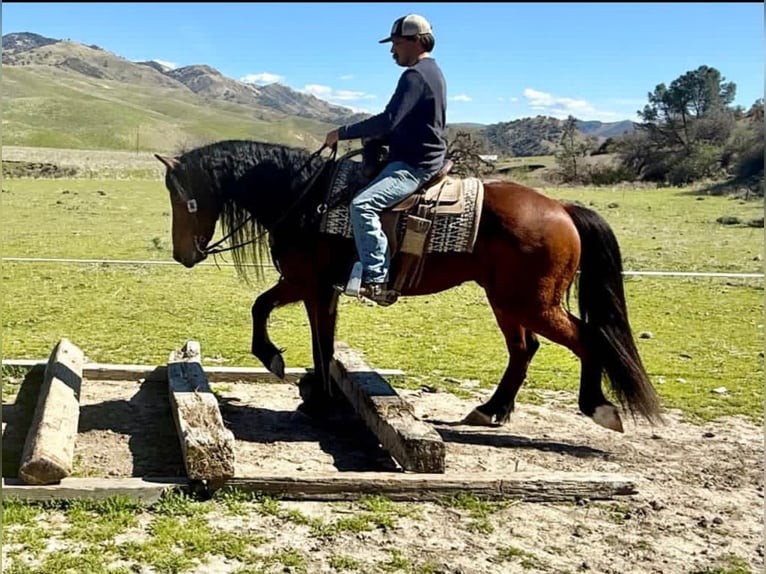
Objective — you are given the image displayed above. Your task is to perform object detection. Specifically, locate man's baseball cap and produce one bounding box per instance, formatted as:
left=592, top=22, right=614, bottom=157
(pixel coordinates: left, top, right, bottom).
left=379, top=14, right=433, bottom=43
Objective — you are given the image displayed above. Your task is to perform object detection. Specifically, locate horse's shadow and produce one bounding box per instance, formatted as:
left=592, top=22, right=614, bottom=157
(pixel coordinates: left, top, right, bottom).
left=427, top=420, right=608, bottom=459
left=2, top=364, right=47, bottom=477
left=215, top=394, right=400, bottom=472
left=76, top=379, right=185, bottom=477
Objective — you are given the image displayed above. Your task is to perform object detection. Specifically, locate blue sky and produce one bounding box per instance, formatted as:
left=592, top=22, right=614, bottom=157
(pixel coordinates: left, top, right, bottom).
left=4, top=2, right=763, bottom=125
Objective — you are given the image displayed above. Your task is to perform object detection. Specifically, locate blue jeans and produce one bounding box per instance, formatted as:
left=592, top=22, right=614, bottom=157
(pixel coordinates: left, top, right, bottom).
left=350, top=161, right=428, bottom=284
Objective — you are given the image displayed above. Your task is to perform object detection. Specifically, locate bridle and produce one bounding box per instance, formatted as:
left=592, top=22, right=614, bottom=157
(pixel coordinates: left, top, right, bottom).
left=171, top=143, right=337, bottom=259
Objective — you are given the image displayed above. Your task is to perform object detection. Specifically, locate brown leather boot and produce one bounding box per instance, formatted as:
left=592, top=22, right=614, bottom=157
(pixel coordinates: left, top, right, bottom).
left=359, top=282, right=399, bottom=307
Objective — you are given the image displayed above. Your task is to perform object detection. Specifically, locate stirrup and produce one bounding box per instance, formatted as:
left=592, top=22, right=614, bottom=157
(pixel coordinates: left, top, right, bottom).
left=335, top=261, right=364, bottom=297
left=359, top=283, right=400, bottom=307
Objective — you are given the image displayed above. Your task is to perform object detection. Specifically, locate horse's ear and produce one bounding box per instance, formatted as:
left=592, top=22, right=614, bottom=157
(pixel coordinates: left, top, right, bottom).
left=154, top=153, right=180, bottom=171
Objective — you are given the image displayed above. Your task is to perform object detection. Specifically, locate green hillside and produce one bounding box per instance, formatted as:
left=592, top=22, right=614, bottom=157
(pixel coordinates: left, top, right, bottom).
left=2, top=65, right=334, bottom=154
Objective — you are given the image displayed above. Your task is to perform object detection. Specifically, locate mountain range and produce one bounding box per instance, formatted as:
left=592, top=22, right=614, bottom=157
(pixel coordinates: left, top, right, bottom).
left=2, top=32, right=636, bottom=156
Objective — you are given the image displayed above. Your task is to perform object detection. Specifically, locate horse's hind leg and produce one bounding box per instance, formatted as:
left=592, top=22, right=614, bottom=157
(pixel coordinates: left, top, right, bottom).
left=576, top=322, right=624, bottom=432
left=250, top=278, right=303, bottom=379
left=463, top=304, right=540, bottom=426
left=522, top=306, right=624, bottom=432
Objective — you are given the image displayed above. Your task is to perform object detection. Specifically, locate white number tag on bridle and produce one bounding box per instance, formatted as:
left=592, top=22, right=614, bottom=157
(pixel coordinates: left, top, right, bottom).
left=187, top=199, right=198, bottom=214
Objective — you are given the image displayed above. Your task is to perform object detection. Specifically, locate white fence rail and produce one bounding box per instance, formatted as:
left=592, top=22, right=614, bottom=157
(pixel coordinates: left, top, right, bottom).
left=2, top=257, right=763, bottom=280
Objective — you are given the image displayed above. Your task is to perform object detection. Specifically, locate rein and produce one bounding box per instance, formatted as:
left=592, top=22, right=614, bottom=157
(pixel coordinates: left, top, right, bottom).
left=201, top=143, right=337, bottom=257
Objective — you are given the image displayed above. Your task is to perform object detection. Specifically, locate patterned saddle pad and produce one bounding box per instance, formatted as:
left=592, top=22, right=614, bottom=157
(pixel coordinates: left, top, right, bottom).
left=318, top=158, right=484, bottom=253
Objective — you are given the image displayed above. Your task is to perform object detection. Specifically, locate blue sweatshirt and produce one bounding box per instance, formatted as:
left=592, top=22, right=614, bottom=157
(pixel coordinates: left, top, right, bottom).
left=337, top=57, right=447, bottom=179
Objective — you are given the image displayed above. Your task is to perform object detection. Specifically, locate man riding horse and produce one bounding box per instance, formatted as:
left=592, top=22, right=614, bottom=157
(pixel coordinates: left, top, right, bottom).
left=325, top=13, right=448, bottom=307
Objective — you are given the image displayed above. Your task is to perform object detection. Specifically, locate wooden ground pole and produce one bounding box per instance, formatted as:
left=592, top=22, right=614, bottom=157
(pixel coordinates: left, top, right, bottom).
left=18, top=338, right=84, bottom=485
left=167, top=340, right=236, bottom=481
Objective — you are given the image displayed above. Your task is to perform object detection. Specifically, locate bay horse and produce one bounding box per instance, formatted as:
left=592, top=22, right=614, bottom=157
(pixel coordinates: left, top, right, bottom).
left=154, top=139, right=662, bottom=433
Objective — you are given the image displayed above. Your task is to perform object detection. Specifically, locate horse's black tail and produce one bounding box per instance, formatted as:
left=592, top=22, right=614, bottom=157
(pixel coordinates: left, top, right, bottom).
left=564, top=202, right=663, bottom=425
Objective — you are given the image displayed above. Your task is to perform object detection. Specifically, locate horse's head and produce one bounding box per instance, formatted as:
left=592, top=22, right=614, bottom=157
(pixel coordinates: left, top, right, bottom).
left=155, top=153, right=219, bottom=268
left=155, top=139, right=336, bottom=281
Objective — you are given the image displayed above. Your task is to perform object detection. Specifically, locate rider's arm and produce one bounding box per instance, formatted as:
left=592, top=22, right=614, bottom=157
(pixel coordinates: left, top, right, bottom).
left=337, top=70, right=424, bottom=141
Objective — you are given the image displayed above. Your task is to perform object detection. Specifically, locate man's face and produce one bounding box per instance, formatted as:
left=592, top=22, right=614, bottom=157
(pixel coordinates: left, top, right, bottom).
left=390, top=36, right=418, bottom=67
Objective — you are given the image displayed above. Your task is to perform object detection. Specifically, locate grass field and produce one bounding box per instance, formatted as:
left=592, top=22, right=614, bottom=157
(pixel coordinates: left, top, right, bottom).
left=2, top=160, right=763, bottom=425
left=1, top=148, right=763, bottom=574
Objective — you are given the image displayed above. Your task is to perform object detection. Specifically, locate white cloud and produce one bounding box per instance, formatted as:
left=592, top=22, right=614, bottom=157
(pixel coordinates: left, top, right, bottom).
left=451, top=94, right=472, bottom=102
left=240, top=72, right=285, bottom=85
left=339, top=74, right=354, bottom=81
left=151, top=59, right=178, bottom=70
left=302, top=84, right=332, bottom=98
left=522, top=88, right=622, bottom=120
left=333, top=89, right=376, bottom=101
left=510, top=97, right=519, bottom=103
left=301, top=84, right=376, bottom=105
left=338, top=104, right=375, bottom=114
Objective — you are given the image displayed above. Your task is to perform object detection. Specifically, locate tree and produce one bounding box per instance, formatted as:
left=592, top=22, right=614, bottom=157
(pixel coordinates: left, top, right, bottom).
left=620, top=65, right=741, bottom=184
left=446, top=131, right=494, bottom=177
left=638, top=65, right=736, bottom=152
left=726, top=98, right=764, bottom=187
left=554, top=115, right=594, bottom=182
left=746, top=98, right=764, bottom=123
left=614, top=129, right=655, bottom=177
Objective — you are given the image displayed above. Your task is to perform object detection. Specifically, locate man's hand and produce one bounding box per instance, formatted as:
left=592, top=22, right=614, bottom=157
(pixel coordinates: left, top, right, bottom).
left=325, top=129, right=339, bottom=148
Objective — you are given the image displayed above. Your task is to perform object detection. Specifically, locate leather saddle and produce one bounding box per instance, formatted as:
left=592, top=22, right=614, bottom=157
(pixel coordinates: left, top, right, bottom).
left=386, top=159, right=464, bottom=216
left=319, top=141, right=484, bottom=292
left=360, top=138, right=464, bottom=217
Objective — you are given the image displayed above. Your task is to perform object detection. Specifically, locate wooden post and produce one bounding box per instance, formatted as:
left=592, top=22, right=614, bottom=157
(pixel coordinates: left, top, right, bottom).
left=167, top=340, right=235, bottom=481
left=329, top=342, right=445, bottom=473
left=18, top=338, right=84, bottom=485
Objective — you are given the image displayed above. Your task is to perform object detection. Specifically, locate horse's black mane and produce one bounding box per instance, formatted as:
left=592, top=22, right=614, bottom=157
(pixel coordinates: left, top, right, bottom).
left=175, top=139, right=328, bottom=282
left=179, top=139, right=316, bottom=194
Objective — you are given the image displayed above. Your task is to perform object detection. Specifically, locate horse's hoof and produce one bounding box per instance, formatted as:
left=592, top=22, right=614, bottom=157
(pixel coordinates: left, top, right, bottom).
left=461, top=408, right=495, bottom=426
left=268, top=355, right=285, bottom=380
left=593, top=405, right=624, bottom=433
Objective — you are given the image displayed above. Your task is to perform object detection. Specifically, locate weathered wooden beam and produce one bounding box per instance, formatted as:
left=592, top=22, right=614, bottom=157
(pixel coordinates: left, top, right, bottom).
left=329, top=342, right=445, bottom=473
left=2, top=477, right=188, bottom=504
left=2, top=471, right=638, bottom=503
left=167, top=340, right=236, bottom=481
left=218, top=470, right=637, bottom=502
left=2, top=359, right=405, bottom=384
left=18, top=338, right=84, bottom=485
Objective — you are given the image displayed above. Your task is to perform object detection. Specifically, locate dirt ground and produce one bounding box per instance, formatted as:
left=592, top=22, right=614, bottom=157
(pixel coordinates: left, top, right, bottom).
left=3, top=373, right=763, bottom=574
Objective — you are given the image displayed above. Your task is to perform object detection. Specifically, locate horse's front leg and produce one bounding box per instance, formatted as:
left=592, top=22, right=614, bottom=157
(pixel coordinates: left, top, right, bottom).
left=251, top=277, right=303, bottom=379
left=297, top=283, right=346, bottom=416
